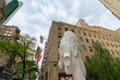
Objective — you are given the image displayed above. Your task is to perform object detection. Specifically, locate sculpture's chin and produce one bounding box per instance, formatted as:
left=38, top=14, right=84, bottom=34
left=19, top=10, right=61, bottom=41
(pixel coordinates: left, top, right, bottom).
left=65, top=66, right=72, bottom=74
left=64, top=57, right=71, bottom=66
left=63, top=52, right=72, bottom=74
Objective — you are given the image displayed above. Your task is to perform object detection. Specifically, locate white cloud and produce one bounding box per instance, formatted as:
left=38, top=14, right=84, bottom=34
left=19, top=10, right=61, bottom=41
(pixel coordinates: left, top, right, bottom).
left=6, top=0, right=120, bottom=66
left=72, top=0, right=81, bottom=11
left=58, top=7, right=67, bottom=18
left=84, top=15, right=94, bottom=22
left=98, top=10, right=120, bottom=30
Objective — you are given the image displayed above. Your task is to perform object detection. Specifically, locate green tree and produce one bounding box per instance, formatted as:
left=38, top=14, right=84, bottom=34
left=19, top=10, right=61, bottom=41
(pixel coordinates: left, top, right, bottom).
left=0, top=34, right=39, bottom=80
left=13, top=60, right=39, bottom=79
left=85, top=42, right=120, bottom=80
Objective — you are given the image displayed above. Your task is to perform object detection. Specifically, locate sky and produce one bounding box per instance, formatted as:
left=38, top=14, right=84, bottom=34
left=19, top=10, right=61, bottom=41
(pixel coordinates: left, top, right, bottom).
left=6, top=0, right=120, bottom=65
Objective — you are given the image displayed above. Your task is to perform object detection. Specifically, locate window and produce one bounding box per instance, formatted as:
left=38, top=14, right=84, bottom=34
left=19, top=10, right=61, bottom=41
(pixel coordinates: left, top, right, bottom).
left=111, top=38, right=113, bottom=41
left=82, top=45, right=87, bottom=51
left=0, top=37, right=3, bottom=40
left=114, top=44, right=118, bottom=48
left=117, top=39, right=120, bottom=43
left=115, top=50, right=119, bottom=55
left=80, top=37, right=83, bottom=42
left=0, top=50, right=4, bottom=54
left=58, top=41, right=60, bottom=48
left=111, top=50, right=114, bottom=54
left=86, top=56, right=89, bottom=61
left=71, top=29, right=74, bottom=33
left=89, top=46, right=93, bottom=52
left=103, top=36, right=105, bottom=40
left=45, top=71, right=48, bottom=80
left=93, top=34, right=96, bottom=38
left=58, top=25, right=61, bottom=30
left=58, top=27, right=61, bottom=30
left=110, top=43, right=114, bottom=47
left=58, top=35, right=62, bottom=38
left=6, top=31, right=9, bottom=33
left=4, top=33, right=7, bottom=36
left=65, top=27, right=68, bottom=31
left=106, top=42, right=109, bottom=46
left=102, top=42, right=105, bottom=46
left=86, top=38, right=89, bottom=43
left=10, top=31, right=12, bottom=33
left=53, top=64, right=57, bottom=67
left=78, top=30, right=80, bottom=34
left=96, top=40, right=99, bottom=43
left=107, top=37, right=109, bottom=40
left=91, top=39, right=94, bottom=43
left=58, top=25, right=61, bottom=28
left=58, top=33, right=62, bottom=38
left=101, top=41, right=105, bottom=46
left=83, top=32, right=86, bottom=35
left=8, top=34, right=10, bottom=36
left=98, top=36, right=101, bottom=39
left=114, top=39, right=117, bottom=42
left=118, top=45, right=120, bottom=48
left=88, top=33, right=91, bottom=37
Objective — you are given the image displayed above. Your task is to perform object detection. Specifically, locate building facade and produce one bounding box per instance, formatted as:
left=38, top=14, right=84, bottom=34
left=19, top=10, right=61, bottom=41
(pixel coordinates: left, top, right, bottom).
left=99, top=0, right=120, bottom=19
left=0, top=0, right=23, bottom=24
left=41, top=19, right=120, bottom=80
left=0, top=25, right=20, bottom=80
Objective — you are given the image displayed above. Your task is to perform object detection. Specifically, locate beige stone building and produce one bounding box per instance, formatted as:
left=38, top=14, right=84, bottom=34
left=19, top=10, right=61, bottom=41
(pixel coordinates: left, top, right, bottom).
left=40, top=19, right=120, bottom=80
left=99, top=0, right=120, bottom=19
left=0, top=25, right=20, bottom=79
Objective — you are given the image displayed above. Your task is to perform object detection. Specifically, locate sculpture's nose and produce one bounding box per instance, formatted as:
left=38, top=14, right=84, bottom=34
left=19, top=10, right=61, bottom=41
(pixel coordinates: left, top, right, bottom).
left=64, top=52, right=71, bottom=66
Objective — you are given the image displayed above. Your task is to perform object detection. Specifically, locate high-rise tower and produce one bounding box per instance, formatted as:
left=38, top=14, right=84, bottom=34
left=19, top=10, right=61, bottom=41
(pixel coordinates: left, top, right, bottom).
left=0, top=0, right=23, bottom=24
left=99, top=0, right=120, bottom=19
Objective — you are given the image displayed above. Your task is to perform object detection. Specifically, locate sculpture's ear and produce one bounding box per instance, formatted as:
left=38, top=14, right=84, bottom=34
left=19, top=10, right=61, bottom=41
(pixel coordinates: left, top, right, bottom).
left=73, top=45, right=78, bottom=57
left=73, top=43, right=81, bottom=57
left=59, top=47, right=62, bottom=55
left=58, top=60, right=63, bottom=69
left=58, top=46, right=64, bottom=69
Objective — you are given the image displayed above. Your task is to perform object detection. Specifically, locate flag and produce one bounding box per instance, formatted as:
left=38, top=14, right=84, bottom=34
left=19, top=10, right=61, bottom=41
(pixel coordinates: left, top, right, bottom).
left=40, top=35, right=44, bottom=43
left=37, top=54, right=42, bottom=64
left=35, top=46, right=42, bottom=64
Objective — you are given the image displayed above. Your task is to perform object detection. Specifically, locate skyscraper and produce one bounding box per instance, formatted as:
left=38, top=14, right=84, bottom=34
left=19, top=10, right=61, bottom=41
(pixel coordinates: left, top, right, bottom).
left=99, top=0, right=120, bottom=19
left=40, top=19, right=120, bottom=80
left=0, top=0, right=23, bottom=24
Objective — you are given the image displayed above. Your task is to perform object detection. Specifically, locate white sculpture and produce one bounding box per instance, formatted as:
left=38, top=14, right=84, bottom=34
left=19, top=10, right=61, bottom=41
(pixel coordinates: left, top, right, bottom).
left=58, top=31, right=86, bottom=80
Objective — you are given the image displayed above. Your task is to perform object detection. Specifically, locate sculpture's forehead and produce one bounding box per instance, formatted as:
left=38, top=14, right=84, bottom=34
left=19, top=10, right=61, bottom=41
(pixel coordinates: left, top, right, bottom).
left=64, top=31, right=74, bottom=35
left=61, top=42, right=69, bottom=46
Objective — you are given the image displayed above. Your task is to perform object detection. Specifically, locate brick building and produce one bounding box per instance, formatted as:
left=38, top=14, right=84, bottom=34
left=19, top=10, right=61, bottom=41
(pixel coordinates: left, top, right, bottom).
left=41, top=19, right=120, bottom=80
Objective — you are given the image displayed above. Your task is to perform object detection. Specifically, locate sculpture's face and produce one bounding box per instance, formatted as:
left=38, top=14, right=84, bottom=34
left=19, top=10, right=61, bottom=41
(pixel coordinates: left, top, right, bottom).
left=58, top=31, right=87, bottom=79
left=61, top=42, right=71, bottom=54
left=60, top=42, right=72, bottom=74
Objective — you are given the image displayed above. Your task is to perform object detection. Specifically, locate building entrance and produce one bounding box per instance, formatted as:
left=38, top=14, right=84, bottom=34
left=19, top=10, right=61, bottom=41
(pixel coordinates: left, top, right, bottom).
left=59, top=73, right=74, bottom=80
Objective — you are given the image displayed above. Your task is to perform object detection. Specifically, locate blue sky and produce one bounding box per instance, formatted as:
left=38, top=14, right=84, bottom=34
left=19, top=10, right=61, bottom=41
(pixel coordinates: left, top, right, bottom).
left=6, top=0, right=120, bottom=64
left=7, top=0, right=120, bottom=41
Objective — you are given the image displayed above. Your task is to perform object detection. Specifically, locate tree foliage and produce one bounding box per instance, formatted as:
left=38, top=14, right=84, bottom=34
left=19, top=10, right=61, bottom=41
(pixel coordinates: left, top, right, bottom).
left=85, top=42, right=120, bottom=80
left=0, top=34, right=39, bottom=80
